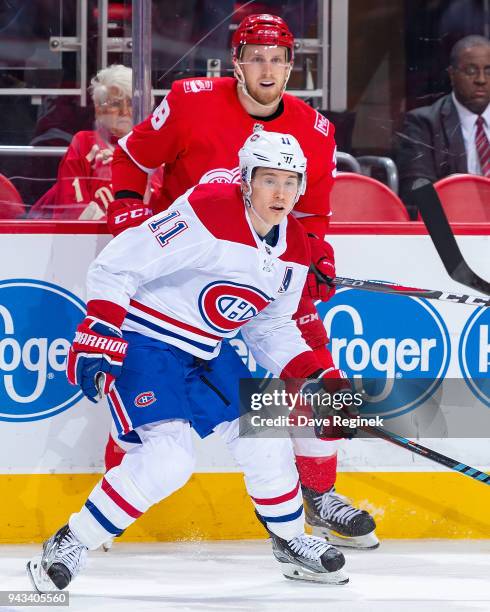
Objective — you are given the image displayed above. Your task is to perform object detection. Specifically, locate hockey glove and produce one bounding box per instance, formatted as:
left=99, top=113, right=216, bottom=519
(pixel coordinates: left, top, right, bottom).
left=303, top=234, right=336, bottom=302
left=66, top=317, right=128, bottom=403
left=300, top=368, right=360, bottom=439
left=107, top=197, right=153, bottom=236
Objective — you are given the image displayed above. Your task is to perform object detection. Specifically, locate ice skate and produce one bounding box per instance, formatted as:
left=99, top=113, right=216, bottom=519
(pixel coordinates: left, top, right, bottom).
left=26, top=524, right=87, bottom=592
left=271, top=532, right=348, bottom=584
left=303, top=485, right=379, bottom=550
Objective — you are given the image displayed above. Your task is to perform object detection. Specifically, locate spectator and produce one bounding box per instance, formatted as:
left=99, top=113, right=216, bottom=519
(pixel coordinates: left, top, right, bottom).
left=29, top=65, right=161, bottom=220
left=395, top=35, right=490, bottom=218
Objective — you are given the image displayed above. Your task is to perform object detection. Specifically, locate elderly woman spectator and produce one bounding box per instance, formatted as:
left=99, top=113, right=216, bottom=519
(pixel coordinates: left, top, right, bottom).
left=29, top=65, right=161, bottom=220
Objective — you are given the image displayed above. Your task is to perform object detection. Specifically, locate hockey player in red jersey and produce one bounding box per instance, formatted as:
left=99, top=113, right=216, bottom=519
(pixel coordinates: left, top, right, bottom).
left=106, top=14, right=378, bottom=549
left=27, top=132, right=351, bottom=591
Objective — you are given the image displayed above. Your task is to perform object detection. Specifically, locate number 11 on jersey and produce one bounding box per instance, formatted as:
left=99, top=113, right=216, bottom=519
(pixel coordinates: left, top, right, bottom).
left=149, top=210, right=188, bottom=248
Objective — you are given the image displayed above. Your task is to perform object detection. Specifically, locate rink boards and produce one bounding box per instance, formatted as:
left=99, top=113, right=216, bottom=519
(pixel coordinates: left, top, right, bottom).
left=0, top=222, right=489, bottom=542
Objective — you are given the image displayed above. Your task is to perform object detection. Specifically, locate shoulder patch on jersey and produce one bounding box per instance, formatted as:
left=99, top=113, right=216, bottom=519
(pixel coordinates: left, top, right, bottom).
left=314, top=112, right=330, bottom=137
left=278, top=267, right=293, bottom=293
left=188, top=183, right=256, bottom=248
left=183, top=79, right=214, bottom=93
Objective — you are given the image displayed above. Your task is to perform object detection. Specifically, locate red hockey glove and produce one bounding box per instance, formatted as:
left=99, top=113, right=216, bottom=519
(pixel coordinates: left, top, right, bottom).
left=300, top=368, right=360, bottom=439
left=107, top=198, right=153, bottom=236
left=303, top=234, right=336, bottom=302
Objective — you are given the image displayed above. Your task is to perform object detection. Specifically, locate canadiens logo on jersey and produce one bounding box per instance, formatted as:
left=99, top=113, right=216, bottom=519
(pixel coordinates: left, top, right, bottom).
left=134, top=391, right=157, bottom=407
left=199, top=166, right=241, bottom=185
left=183, top=79, right=213, bottom=93
left=198, top=281, right=273, bottom=333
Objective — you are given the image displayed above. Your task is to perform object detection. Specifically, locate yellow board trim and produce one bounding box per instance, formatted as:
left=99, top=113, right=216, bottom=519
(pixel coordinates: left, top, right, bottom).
left=1, top=471, right=489, bottom=543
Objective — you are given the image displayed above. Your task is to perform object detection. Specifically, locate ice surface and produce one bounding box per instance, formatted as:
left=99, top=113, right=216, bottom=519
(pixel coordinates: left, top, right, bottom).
left=1, top=540, right=489, bottom=611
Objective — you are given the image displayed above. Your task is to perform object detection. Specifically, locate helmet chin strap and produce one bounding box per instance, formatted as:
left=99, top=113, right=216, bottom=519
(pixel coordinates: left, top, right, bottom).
left=243, top=183, right=296, bottom=232
left=234, top=60, right=292, bottom=111
left=243, top=189, right=271, bottom=229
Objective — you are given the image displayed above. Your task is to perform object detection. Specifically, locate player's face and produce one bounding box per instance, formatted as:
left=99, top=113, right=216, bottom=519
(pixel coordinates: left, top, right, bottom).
left=239, top=45, right=291, bottom=106
left=449, top=45, right=490, bottom=115
left=250, top=167, right=299, bottom=227
left=95, top=86, right=133, bottom=138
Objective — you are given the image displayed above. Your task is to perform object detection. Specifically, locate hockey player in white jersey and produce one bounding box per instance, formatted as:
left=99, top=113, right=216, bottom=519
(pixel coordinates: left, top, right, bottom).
left=27, top=131, right=353, bottom=592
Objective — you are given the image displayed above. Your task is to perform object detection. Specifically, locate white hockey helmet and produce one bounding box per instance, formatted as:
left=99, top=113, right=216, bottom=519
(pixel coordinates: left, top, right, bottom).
left=238, top=130, right=307, bottom=204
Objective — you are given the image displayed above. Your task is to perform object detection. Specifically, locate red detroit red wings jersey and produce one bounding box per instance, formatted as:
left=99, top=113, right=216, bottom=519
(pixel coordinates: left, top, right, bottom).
left=114, top=77, right=336, bottom=234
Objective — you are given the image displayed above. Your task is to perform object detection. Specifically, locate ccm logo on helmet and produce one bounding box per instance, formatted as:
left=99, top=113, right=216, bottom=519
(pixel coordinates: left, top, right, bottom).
left=198, top=281, right=273, bottom=334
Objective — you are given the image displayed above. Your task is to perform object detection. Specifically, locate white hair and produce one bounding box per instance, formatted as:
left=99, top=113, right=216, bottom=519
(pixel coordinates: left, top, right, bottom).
left=90, top=64, right=132, bottom=105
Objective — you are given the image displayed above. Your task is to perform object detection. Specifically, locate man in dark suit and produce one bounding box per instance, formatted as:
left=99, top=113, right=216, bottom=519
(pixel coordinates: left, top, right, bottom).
left=395, top=35, right=490, bottom=218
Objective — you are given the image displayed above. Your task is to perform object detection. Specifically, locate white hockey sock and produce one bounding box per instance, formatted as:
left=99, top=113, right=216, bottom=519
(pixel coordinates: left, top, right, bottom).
left=215, top=420, right=305, bottom=541
left=69, top=468, right=152, bottom=550
left=250, top=480, right=305, bottom=540
left=69, top=420, right=195, bottom=550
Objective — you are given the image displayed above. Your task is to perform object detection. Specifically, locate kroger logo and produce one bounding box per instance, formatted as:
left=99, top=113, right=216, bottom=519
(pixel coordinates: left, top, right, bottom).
left=0, top=279, right=85, bottom=422
left=319, top=289, right=450, bottom=417
left=459, top=307, right=490, bottom=408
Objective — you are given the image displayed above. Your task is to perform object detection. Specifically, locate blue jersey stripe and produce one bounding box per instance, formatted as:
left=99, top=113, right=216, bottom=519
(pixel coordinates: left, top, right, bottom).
left=125, top=312, right=218, bottom=352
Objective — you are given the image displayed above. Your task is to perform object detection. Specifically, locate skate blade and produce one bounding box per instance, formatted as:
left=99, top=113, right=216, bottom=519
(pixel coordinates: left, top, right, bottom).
left=281, top=563, right=349, bottom=585
left=311, top=525, right=380, bottom=550
left=26, top=559, right=59, bottom=593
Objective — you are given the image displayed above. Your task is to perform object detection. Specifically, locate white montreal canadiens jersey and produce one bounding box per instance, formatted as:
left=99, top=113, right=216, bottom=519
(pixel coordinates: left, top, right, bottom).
left=87, top=183, right=312, bottom=375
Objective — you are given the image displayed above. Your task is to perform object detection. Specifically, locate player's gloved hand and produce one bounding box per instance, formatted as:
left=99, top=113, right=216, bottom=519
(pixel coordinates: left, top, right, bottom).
left=107, top=198, right=153, bottom=236
left=300, top=368, right=360, bottom=439
left=66, top=317, right=128, bottom=403
left=303, top=234, right=336, bottom=302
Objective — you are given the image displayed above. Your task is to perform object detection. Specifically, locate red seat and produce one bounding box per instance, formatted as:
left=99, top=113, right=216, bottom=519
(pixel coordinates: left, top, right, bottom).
left=0, top=173, right=25, bottom=219
left=330, top=173, right=410, bottom=221
left=434, top=174, right=490, bottom=223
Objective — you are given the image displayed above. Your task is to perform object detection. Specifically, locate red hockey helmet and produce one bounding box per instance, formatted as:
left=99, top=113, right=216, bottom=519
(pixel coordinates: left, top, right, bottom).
left=232, top=14, right=295, bottom=62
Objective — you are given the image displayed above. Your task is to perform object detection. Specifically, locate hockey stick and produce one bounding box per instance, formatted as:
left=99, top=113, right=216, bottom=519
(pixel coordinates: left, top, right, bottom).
left=411, top=179, right=490, bottom=296
left=362, top=425, right=490, bottom=485
left=311, top=267, right=490, bottom=308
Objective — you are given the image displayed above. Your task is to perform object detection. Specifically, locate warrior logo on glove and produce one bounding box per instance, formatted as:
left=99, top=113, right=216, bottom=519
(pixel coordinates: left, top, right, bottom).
left=66, top=314, right=128, bottom=403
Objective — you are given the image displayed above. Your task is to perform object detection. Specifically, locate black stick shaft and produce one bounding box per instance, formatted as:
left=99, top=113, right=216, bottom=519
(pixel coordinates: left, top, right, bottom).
left=363, top=425, right=490, bottom=485
left=312, top=268, right=490, bottom=307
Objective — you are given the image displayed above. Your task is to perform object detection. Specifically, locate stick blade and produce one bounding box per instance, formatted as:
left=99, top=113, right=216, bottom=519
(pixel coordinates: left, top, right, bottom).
left=413, top=179, right=490, bottom=296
